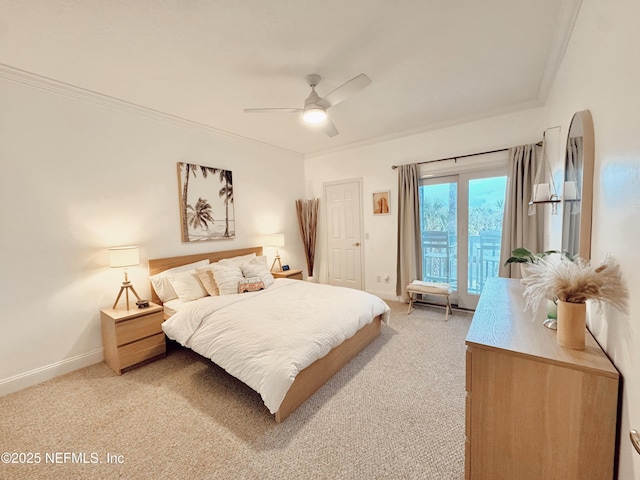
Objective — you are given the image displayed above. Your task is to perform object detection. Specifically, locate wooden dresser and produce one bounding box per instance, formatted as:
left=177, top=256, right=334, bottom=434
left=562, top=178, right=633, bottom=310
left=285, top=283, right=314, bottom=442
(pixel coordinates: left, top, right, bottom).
left=465, top=277, right=619, bottom=480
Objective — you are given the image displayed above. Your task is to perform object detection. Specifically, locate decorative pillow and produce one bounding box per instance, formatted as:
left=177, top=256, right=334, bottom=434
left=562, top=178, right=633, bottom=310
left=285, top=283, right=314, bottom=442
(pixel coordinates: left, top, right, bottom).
left=241, top=256, right=275, bottom=288
left=238, top=276, right=265, bottom=293
left=212, top=263, right=245, bottom=295
left=150, top=259, right=210, bottom=303
left=167, top=270, right=209, bottom=302
left=196, top=264, right=220, bottom=297
left=196, top=253, right=258, bottom=297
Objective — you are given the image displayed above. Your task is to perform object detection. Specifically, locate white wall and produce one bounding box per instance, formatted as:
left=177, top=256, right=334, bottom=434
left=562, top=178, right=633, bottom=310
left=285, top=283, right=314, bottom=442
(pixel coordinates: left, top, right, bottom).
left=543, top=1, right=640, bottom=477
left=305, top=108, right=545, bottom=300
left=0, top=73, right=305, bottom=393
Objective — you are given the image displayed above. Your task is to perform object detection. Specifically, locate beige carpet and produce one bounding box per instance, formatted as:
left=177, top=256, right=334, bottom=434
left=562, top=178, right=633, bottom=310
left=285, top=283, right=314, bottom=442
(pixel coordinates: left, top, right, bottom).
left=0, top=301, right=472, bottom=480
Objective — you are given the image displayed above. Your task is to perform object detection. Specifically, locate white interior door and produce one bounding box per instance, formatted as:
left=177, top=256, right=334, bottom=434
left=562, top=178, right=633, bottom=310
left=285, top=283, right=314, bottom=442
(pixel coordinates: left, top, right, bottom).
left=324, top=179, right=363, bottom=290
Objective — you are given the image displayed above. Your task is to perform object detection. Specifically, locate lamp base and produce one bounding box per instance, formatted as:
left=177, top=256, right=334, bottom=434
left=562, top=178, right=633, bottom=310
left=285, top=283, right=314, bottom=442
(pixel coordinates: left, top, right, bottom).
left=271, top=255, right=283, bottom=272
left=113, top=281, right=142, bottom=310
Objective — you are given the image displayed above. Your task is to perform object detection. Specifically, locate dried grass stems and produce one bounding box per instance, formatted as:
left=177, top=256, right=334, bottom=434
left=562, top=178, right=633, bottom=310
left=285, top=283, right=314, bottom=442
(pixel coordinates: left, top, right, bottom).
left=522, top=254, right=628, bottom=315
left=295, top=198, right=319, bottom=276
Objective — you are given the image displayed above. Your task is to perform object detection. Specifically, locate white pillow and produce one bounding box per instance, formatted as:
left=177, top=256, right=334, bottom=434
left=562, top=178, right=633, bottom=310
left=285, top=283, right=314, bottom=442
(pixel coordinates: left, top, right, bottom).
left=212, top=263, right=245, bottom=295
left=150, top=259, right=210, bottom=303
left=241, top=256, right=275, bottom=288
left=167, top=269, right=208, bottom=302
left=195, top=253, right=257, bottom=296
left=218, top=253, right=256, bottom=266
left=196, top=263, right=220, bottom=297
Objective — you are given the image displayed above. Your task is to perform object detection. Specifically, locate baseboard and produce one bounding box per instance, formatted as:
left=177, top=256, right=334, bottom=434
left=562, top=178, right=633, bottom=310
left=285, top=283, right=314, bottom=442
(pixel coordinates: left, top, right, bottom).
left=0, top=348, right=104, bottom=397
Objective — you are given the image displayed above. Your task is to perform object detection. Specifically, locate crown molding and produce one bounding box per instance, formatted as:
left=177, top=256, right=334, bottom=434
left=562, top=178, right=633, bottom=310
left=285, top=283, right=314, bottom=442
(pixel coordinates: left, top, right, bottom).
left=537, top=0, right=583, bottom=103
left=0, top=63, right=304, bottom=161
left=305, top=99, right=544, bottom=160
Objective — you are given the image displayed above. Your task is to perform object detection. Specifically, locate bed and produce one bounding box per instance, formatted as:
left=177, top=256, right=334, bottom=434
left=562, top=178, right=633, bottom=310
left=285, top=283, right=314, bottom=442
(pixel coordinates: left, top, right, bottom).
left=148, top=246, right=390, bottom=422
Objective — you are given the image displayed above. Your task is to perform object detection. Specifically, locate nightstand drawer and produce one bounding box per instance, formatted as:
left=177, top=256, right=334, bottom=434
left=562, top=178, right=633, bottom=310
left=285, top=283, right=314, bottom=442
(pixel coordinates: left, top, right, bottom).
left=117, top=333, right=166, bottom=370
left=115, top=311, right=164, bottom=346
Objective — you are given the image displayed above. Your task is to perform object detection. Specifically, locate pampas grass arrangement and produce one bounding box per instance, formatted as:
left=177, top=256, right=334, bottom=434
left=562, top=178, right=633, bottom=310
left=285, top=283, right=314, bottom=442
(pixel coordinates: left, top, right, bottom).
left=522, top=253, right=628, bottom=314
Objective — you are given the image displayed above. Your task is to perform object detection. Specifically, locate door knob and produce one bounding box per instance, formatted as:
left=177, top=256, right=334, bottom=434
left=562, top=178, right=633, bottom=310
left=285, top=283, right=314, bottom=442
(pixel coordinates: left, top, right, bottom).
left=353, top=242, right=361, bottom=247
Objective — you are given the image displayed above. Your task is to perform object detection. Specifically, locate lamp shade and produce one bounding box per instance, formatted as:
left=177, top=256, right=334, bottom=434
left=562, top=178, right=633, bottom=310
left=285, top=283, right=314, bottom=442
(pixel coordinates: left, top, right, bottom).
left=109, top=246, right=139, bottom=268
left=268, top=234, right=285, bottom=248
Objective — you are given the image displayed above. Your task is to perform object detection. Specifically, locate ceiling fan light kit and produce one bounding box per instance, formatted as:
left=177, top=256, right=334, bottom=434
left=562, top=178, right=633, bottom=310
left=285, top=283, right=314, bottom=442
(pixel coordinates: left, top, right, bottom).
left=244, top=73, right=371, bottom=136
left=302, top=107, right=327, bottom=124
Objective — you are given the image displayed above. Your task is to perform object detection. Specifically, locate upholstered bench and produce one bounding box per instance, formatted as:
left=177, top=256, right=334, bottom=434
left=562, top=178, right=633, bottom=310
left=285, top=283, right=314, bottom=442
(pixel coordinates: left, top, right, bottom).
left=406, top=280, right=453, bottom=320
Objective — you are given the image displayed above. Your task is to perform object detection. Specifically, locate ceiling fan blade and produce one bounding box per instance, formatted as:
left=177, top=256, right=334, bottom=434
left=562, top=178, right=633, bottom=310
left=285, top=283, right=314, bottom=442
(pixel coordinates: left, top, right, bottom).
left=322, top=118, right=339, bottom=137
left=323, top=73, right=371, bottom=108
left=244, top=108, right=302, bottom=113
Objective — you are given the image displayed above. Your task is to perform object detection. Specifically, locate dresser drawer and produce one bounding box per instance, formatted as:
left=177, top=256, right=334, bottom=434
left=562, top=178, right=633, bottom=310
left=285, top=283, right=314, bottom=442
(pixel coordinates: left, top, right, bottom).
left=115, top=311, right=164, bottom=346
left=117, top=333, right=166, bottom=370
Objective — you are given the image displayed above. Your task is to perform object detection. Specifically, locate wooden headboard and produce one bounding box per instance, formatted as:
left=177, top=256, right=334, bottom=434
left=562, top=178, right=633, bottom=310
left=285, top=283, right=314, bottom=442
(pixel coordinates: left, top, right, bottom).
left=148, top=246, right=263, bottom=305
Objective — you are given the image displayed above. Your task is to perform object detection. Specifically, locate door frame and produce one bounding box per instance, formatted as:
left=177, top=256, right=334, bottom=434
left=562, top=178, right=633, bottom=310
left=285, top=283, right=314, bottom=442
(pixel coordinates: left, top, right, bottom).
left=323, top=178, right=364, bottom=290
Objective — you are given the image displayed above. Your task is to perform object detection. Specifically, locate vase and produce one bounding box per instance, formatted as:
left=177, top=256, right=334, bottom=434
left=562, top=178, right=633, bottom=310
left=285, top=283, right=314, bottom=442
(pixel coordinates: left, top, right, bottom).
left=556, top=300, right=586, bottom=350
left=543, top=299, right=558, bottom=330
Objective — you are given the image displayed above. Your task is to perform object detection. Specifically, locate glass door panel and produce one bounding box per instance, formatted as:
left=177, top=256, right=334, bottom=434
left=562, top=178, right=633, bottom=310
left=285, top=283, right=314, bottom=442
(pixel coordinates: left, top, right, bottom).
left=466, top=176, right=507, bottom=296
left=420, top=172, right=506, bottom=310
left=419, top=176, right=458, bottom=301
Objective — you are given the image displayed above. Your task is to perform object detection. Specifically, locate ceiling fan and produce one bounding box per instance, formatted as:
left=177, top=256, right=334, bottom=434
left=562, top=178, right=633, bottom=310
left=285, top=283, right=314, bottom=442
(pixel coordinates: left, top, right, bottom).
left=244, top=73, right=372, bottom=137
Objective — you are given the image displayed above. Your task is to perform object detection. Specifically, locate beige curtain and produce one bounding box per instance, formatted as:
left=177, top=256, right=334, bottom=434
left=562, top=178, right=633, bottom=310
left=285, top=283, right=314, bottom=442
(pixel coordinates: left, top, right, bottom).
left=499, top=144, right=543, bottom=278
left=396, top=164, right=422, bottom=299
left=562, top=137, right=583, bottom=255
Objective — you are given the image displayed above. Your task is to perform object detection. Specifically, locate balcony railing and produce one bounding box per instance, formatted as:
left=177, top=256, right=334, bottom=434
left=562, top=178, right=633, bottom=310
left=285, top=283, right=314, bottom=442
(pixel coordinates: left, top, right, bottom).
left=421, top=232, right=501, bottom=295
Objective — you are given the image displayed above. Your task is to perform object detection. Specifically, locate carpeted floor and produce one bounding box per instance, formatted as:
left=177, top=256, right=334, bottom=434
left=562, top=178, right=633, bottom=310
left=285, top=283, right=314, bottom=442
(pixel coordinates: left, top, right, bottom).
left=0, top=301, right=472, bottom=480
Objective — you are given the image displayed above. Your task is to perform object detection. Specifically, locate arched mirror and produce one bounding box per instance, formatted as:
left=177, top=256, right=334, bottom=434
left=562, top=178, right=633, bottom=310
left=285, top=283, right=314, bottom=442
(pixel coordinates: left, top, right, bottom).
left=561, top=110, right=594, bottom=259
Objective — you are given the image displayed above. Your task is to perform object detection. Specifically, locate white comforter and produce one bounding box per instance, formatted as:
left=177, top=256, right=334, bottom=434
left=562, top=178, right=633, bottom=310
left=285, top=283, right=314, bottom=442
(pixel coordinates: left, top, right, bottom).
left=162, top=279, right=390, bottom=414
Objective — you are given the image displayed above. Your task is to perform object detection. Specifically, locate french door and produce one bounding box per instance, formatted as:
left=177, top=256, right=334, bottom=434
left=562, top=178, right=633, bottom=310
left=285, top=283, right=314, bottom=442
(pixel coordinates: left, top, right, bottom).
left=419, top=170, right=507, bottom=309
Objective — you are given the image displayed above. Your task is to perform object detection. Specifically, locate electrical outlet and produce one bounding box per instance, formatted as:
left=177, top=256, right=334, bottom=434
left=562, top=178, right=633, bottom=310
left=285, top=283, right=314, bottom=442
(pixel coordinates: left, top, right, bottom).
left=376, top=275, right=381, bottom=282
left=384, top=274, right=390, bottom=283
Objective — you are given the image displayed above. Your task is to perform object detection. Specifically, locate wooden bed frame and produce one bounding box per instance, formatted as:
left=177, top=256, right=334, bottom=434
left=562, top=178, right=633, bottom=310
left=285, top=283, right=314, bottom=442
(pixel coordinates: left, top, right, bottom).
left=148, top=246, right=382, bottom=423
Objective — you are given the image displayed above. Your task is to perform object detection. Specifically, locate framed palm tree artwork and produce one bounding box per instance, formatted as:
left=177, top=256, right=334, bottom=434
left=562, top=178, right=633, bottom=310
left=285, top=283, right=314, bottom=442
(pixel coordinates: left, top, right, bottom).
left=177, top=162, right=235, bottom=242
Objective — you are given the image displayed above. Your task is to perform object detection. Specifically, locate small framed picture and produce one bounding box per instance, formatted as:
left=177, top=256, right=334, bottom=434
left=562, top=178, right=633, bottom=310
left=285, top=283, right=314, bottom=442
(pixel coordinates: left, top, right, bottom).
left=373, top=190, right=390, bottom=215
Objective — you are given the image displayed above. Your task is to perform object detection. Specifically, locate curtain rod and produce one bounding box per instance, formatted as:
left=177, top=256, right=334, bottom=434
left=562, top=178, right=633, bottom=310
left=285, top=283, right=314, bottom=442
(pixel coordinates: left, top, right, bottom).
left=390, top=125, right=561, bottom=170
left=391, top=147, right=509, bottom=170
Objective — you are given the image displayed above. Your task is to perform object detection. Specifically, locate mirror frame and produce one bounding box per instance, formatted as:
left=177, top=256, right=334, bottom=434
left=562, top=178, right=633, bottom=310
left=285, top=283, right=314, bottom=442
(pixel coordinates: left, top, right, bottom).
left=561, top=110, right=595, bottom=260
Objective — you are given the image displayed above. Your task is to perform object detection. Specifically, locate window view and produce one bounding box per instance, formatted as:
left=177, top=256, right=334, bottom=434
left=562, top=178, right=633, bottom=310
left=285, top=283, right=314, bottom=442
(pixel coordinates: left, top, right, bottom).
left=419, top=175, right=507, bottom=297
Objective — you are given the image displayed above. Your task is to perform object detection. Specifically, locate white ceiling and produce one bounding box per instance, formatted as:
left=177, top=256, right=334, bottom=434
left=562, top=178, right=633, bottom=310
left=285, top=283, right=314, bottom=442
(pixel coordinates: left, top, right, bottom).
left=0, top=0, right=581, bottom=156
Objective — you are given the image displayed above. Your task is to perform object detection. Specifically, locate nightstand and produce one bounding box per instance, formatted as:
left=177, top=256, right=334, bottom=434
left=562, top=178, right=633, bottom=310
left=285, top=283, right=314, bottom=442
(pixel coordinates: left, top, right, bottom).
left=272, top=269, right=303, bottom=280
left=100, top=302, right=165, bottom=375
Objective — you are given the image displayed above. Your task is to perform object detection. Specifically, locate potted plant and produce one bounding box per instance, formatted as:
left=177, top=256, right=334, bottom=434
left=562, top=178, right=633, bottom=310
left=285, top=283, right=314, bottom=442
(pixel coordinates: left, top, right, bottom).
left=505, top=247, right=566, bottom=279
left=521, top=254, right=628, bottom=350
left=504, top=247, right=561, bottom=266
left=505, top=248, right=565, bottom=322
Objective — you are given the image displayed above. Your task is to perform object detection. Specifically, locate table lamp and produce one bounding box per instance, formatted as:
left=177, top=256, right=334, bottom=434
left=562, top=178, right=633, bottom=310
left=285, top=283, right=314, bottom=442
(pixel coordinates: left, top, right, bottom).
left=109, top=246, right=141, bottom=310
left=268, top=234, right=285, bottom=271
